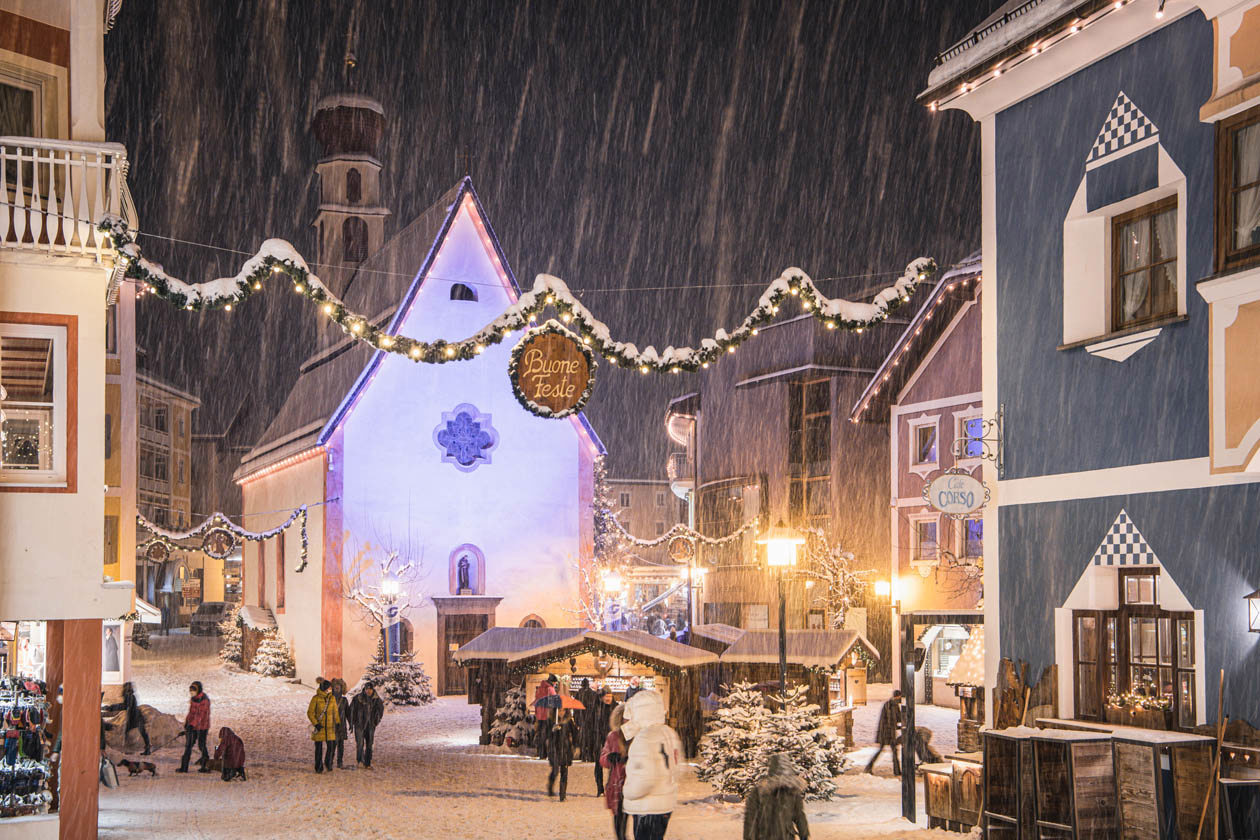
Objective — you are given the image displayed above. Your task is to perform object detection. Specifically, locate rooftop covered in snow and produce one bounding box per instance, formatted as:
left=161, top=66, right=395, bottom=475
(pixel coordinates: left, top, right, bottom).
left=718, top=628, right=878, bottom=669
left=451, top=627, right=587, bottom=662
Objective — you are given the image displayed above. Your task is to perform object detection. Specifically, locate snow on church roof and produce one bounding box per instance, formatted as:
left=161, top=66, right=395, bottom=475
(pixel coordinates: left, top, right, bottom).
left=719, top=629, right=879, bottom=669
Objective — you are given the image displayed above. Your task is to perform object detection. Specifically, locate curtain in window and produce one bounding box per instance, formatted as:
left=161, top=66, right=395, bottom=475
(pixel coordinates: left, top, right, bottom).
left=1235, top=123, right=1260, bottom=249
left=1120, top=219, right=1150, bottom=322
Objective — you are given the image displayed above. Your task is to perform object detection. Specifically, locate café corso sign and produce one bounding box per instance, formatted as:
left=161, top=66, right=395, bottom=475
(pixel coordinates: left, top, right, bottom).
left=509, top=320, right=597, bottom=419
left=923, top=467, right=990, bottom=519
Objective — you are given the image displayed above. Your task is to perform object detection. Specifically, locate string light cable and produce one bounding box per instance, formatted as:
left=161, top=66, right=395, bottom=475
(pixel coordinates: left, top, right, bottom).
left=101, top=215, right=936, bottom=374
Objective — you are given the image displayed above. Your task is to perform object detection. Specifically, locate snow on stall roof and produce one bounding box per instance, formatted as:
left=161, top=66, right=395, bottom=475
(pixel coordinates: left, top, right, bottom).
left=719, top=629, right=879, bottom=668
left=453, top=627, right=587, bottom=662
left=946, top=625, right=984, bottom=687
left=239, top=605, right=277, bottom=631
left=690, top=623, right=746, bottom=647
left=315, top=93, right=385, bottom=115
left=924, top=0, right=1089, bottom=92
left=584, top=630, right=719, bottom=667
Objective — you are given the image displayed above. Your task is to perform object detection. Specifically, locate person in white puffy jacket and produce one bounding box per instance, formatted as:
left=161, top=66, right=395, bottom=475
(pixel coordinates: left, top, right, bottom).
left=620, top=689, right=683, bottom=840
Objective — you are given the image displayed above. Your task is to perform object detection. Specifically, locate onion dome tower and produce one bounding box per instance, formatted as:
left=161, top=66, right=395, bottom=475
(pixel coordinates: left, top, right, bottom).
left=310, top=94, right=391, bottom=297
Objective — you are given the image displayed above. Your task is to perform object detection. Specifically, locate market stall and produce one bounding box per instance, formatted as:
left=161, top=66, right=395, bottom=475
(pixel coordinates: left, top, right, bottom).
left=982, top=726, right=1039, bottom=840
left=715, top=628, right=878, bottom=714
left=946, top=626, right=985, bottom=752
left=1031, top=728, right=1117, bottom=839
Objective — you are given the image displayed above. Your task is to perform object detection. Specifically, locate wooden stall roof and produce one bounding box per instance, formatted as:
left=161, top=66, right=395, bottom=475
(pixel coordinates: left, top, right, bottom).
left=690, top=623, right=746, bottom=648
left=718, top=628, right=879, bottom=668
left=496, top=629, right=719, bottom=672
left=452, top=627, right=586, bottom=663
left=946, top=625, right=984, bottom=688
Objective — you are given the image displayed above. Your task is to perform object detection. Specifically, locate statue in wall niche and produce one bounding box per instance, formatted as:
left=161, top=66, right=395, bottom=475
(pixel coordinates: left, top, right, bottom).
left=457, top=555, right=471, bottom=594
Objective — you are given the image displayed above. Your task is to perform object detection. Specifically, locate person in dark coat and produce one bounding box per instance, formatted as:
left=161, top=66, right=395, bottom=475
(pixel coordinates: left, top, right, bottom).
left=177, top=681, right=211, bottom=773
left=214, top=727, right=246, bottom=781
left=599, top=703, right=630, bottom=840
left=743, top=752, right=809, bottom=840
left=546, top=708, right=577, bottom=801
left=350, top=683, right=385, bottom=768
left=590, top=688, right=613, bottom=795
left=864, top=689, right=902, bottom=776
left=533, top=675, right=557, bottom=760
left=576, top=678, right=599, bottom=762
left=103, top=682, right=150, bottom=755
left=331, top=678, right=350, bottom=769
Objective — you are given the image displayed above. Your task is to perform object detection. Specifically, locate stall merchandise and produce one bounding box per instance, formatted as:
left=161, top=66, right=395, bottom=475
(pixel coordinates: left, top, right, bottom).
left=0, top=676, right=51, bottom=819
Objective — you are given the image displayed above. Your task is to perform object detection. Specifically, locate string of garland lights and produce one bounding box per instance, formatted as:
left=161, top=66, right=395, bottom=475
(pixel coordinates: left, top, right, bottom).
left=508, top=643, right=688, bottom=677
left=608, top=516, right=761, bottom=549
left=136, top=507, right=309, bottom=573
left=100, top=216, right=937, bottom=374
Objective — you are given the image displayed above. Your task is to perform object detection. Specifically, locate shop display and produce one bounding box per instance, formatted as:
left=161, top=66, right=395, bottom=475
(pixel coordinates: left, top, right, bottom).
left=0, top=676, right=51, bottom=818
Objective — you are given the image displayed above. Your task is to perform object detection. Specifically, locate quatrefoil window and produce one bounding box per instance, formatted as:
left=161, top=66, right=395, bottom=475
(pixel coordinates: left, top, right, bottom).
left=433, top=403, right=499, bottom=472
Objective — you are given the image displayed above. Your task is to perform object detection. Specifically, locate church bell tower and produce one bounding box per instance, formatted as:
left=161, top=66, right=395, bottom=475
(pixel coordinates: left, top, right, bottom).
left=310, top=93, right=391, bottom=298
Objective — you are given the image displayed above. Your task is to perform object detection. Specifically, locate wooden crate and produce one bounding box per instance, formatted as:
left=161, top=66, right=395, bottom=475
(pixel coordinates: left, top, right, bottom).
left=1112, top=731, right=1216, bottom=840
left=923, top=763, right=955, bottom=829
left=1032, top=729, right=1117, bottom=840
left=983, top=727, right=1038, bottom=839
left=923, top=758, right=983, bottom=833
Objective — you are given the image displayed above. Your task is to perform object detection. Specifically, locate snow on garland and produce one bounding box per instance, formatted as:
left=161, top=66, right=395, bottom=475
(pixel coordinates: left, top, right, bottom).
left=506, top=319, right=597, bottom=418
left=101, top=216, right=936, bottom=374
left=136, top=506, right=309, bottom=572
left=609, top=514, right=761, bottom=549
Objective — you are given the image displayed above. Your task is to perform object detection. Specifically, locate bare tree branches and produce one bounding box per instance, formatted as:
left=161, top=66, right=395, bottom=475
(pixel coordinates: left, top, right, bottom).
left=798, top=528, right=875, bottom=630
left=340, top=528, right=428, bottom=630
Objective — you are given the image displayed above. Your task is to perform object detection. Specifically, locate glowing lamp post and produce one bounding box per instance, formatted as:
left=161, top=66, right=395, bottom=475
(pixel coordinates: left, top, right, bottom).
left=758, top=520, right=804, bottom=698
left=1247, top=588, right=1260, bottom=633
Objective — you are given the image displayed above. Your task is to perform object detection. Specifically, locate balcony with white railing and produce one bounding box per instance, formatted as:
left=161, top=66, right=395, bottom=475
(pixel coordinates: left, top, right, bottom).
left=0, top=136, right=136, bottom=264
left=666, top=450, right=695, bottom=499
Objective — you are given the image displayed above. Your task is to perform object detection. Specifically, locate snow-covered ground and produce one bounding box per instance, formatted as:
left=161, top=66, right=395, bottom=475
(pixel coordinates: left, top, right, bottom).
left=99, top=635, right=964, bottom=839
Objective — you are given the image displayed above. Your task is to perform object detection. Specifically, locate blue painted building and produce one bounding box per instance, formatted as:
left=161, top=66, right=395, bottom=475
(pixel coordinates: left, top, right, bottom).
left=922, top=0, right=1260, bottom=730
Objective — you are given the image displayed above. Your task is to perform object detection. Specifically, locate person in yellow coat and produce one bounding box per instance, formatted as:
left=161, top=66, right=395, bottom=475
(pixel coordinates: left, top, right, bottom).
left=307, top=679, right=340, bottom=774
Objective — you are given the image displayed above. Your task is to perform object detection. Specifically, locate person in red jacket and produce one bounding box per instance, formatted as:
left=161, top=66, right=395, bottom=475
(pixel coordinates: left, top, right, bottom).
left=533, top=676, right=557, bottom=760
left=599, top=703, right=630, bottom=840
left=177, top=681, right=211, bottom=773
left=213, top=727, right=246, bottom=781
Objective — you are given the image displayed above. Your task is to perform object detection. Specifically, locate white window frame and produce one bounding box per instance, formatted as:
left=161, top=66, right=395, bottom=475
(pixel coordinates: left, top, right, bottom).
left=908, top=511, right=941, bottom=569
left=655, top=491, right=666, bottom=507
left=952, top=406, right=984, bottom=470
left=956, top=514, right=983, bottom=562
left=0, top=322, right=68, bottom=487
left=618, top=492, right=631, bottom=508
left=907, top=413, right=940, bottom=478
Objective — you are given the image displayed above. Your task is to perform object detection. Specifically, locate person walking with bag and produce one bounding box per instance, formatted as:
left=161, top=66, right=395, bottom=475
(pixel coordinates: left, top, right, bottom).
left=176, top=681, right=211, bottom=773
left=743, top=752, right=809, bottom=840
left=102, top=682, right=150, bottom=755
left=621, top=689, right=682, bottom=840
left=307, top=679, right=340, bottom=774
left=350, top=682, right=384, bottom=768
left=599, top=702, right=631, bottom=840
left=546, top=707, right=577, bottom=801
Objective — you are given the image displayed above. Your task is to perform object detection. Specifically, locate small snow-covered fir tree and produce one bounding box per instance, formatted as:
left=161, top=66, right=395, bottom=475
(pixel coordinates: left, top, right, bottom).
left=218, top=603, right=242, bottom=666
left=758, top=685, right=846, bottom=800
left=489, top=683, right=534, bottom=747
left=356, top=638, right=434, bottom=706
left=250, top=629, right=295, bottom=677
left=696, top=682, right=771, bottom=798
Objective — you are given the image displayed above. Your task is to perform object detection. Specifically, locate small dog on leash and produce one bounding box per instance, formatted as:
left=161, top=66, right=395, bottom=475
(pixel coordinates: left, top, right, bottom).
left=116, top=759, right=157, bottom=777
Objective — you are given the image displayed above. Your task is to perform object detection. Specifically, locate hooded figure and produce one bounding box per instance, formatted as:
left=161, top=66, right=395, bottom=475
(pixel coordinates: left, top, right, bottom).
left=576, top=678, right=600, bottom=761
left=620, top=689, right=682, bottom=840
left=103, top=681, right=150, bottom=754
left=743, top=753, right=809, bottom=840
left=214, top=727, right=246, bottom=782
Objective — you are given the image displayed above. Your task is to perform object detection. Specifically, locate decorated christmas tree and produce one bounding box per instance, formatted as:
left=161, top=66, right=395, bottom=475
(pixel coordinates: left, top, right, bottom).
left=355, top=637, right=434, bottom=706
left=250, top=629, right=295, bottom=677
left=218, top=603, right=243, bottom=666
left=696, top=682, right=771, bottom=798
left=489, top=683, right=534, bottom=747
left=757, top=685, right=846, bottom=800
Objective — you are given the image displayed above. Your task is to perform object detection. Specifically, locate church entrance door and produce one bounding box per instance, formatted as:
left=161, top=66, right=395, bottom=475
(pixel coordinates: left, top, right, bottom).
left=442, top=613, right=488, bottom=694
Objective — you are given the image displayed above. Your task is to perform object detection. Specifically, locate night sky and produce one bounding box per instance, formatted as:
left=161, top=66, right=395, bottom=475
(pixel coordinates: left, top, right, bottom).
left=104, top=0, right=988, bottom=479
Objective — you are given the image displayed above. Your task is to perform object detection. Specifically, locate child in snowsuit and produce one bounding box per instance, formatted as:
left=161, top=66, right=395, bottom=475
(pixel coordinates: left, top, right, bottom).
left=214, top=727, right=246, bottom=781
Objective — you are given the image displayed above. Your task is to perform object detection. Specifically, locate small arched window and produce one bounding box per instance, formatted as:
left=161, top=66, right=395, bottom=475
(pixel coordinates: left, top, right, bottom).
left=343, top=216, right=368, bottom=263
left=520, top=615, right=546, bottom=629
left=346, top=168, right=362, bottom=204
left=450, top=283, right=478, bottom=302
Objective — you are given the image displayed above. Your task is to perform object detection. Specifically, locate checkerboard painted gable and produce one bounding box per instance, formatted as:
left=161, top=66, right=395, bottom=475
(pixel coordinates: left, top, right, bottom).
left=1087, top=92, right=1158, bottom=165
left=1091, top=509, right=1159, bottom=566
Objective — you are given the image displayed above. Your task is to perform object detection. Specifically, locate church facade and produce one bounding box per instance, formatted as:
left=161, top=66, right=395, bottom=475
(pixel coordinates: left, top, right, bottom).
left=234, top=95, right=601, bottom=693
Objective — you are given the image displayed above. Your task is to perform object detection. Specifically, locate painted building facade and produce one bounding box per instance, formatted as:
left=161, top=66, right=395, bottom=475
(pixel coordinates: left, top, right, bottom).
left=851, top=254, right=984, bottom=707
left=606, top=477, right=690, bottom=627
left=0, top=1, right=135, bottom=836
left=235, top=96, right=601, bottom=695
left=924, top=0, right=1260, bottom=729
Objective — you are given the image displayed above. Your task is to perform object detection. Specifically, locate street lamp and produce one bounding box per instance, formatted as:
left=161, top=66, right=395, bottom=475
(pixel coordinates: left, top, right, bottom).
left=1247, top=588, right=1260, bottom=632
left=758, top=520, right=804, bottom=699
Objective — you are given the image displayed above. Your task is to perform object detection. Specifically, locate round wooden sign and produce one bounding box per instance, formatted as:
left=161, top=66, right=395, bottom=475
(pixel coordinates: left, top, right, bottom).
left=509, top=321, right=596, bottom=418
left=667, top=535, right=694, bottom=562
left=202, top=527, right=238, bottom=560
left=144, top=540, right=170, bottom=563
